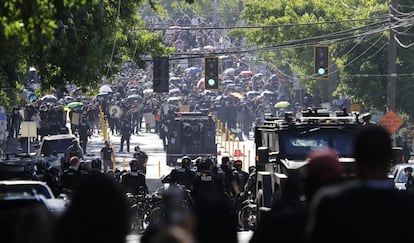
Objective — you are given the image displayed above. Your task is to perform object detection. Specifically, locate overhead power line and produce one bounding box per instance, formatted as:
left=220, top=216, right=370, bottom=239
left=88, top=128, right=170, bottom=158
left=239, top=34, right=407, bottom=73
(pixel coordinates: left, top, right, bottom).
left=142, top=16, right=392, bottom=31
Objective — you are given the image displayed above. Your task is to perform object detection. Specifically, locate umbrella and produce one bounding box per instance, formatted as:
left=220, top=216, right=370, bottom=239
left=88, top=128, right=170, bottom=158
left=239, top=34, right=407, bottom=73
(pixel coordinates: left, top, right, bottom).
left=229, top=92, right=245, bottom=100
left=167, top=96, right=182, bottom=104
left=204, top=90, right=217, bottom=96
left=143, top=89, right=153, bottom=94
left=66, top=101, right=84, bottom=108
left=127, top=94, right=143, bottom=103
left=184, top=67, right=202, bottom=75
left=247, top=91, right=261, bottom=97
left=169, top=88, right=181, bottom=95
left=274, top=101, right=290, bottom=108
left=253, top=73, right=264, bottom=80
left=261, top=90, right=275, bottom=96
left=203, top=45, right=215, bottom=51
left=169, top=77, right=181, bottom=84
left=99, top=85, right=112, bottom=94
left=223, top=68, right=237, bottom=76
left=41, top=95, right=57, bottom=103
left=197, top=78, right=205, bottom=89
left=239, top=70, right=254, bottom=77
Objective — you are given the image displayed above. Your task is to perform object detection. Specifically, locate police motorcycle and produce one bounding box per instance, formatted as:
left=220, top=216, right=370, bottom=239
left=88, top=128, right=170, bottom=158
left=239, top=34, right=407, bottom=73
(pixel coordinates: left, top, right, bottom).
left=142, top=182, right=193, bottom=230
left=125, top=186, right=152, bottom=233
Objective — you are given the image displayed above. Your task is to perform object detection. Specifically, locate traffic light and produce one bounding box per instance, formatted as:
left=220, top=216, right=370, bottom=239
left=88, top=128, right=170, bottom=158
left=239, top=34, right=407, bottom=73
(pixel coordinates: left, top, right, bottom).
left=204, top=57, right=219, bottom=90
left=153, top=56, right=169, bottom=92
left=314, top=46, right=329, bottom=79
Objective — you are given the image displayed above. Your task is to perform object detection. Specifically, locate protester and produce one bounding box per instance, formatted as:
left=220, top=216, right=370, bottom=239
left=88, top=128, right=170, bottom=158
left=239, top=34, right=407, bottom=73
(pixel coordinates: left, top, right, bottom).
left=54, top=173, right=130, bottom=243
left=101, top=140, right=115, bottom=173
left=249, top=148, right=344, bottom=243
left=304, top=126, right=414, bottom=243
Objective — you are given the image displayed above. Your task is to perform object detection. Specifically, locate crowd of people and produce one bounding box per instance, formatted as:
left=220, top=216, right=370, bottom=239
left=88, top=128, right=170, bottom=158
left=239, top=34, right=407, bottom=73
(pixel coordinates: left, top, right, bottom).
left=6, top=125, right=414, bottom=243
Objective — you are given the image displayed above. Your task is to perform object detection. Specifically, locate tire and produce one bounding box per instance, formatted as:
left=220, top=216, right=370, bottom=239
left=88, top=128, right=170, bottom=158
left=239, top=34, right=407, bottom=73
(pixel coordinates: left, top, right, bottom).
left=238, top=203, right=257, bottom=231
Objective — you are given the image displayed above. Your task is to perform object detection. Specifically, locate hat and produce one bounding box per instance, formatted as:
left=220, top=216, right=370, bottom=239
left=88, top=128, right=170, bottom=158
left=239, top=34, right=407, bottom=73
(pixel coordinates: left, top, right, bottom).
left=306, top=148, right=343, bottom=180
left=234, top=159, right=242, bottom=166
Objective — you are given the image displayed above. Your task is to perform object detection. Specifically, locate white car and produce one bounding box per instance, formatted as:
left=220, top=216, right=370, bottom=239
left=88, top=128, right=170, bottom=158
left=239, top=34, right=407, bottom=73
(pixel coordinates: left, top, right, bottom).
left=0, top=180, right=68, bottom=215
left=388, top=163, right=414, bottom=190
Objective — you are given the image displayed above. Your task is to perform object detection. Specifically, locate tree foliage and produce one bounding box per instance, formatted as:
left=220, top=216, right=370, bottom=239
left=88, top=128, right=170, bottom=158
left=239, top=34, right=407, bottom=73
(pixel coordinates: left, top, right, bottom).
left=233, top=0, right=414, bottom=118
left=0, top=0, right=176, bottom=110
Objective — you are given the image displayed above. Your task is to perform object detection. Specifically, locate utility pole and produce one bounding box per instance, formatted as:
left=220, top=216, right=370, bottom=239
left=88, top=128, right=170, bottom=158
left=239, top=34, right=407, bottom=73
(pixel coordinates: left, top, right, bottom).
left=387, top=0, right=398, bottom=111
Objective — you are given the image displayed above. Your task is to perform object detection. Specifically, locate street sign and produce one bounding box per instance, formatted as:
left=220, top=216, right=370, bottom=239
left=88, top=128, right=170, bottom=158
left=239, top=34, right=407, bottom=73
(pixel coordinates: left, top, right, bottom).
left=20, top=121, right=37, bottom=138
left=379, top=110, right=404, bottom=134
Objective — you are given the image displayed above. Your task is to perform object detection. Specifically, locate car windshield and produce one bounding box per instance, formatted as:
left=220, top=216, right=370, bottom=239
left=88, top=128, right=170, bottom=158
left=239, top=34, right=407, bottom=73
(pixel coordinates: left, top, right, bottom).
left=0, top=184, right=53, bottom=199
left=280, top=130, right=354, bottom=160
left=42, top=139, right=73, bottom=155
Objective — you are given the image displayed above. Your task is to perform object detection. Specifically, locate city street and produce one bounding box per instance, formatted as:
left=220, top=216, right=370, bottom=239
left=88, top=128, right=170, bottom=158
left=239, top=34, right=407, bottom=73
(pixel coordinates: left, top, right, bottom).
left=85, top=126, right=257, bottom=192
left=85, top=126, right=256, bottom=243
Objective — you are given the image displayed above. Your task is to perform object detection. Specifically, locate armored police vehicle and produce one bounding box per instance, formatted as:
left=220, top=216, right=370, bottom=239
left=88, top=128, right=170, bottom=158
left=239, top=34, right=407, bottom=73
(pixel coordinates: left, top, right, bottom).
left=253, top=108, right=374, bottom=220
left=165, top=112, right=216, bottom=166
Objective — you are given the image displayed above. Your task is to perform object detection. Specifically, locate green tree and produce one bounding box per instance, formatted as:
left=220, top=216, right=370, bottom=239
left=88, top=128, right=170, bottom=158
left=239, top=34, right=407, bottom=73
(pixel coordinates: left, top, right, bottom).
left=231, top=0, right=414, bottom=119
left=0, top=0, right=176, bottom=110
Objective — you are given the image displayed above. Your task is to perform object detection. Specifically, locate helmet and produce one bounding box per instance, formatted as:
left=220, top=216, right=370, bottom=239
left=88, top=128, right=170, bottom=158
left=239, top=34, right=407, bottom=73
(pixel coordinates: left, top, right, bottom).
left=104, top=140, right=110, bottom=146
left=199, top=157, right=213, bottom=169
left=91, top=159, right=101, bottom=169
left=181, top=156, right=191, bottom=167
left=134, top=146, right=140, bottom=152
left=234, top=159, right=242, bottom=168
left=129, top=159, right=139, bottom=167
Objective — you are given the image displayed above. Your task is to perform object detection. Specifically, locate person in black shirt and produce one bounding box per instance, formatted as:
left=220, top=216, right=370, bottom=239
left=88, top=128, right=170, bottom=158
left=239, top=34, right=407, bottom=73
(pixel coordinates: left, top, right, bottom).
left=101, top=141, right=115, bottom=173
left=120, top=159, right=148, bottom=195
left=162, top=156, right=196, bottom=190
left=132, top=146, right=148, bottom=174
left=65, top=139, right=84, bottom=168
left=119, top=118, right=132, bottom=152
left=78, top=116, right=91, bottom=153
left=405, top=166, right=414, bottom=192
left=60, top=156, right=81, bottom=194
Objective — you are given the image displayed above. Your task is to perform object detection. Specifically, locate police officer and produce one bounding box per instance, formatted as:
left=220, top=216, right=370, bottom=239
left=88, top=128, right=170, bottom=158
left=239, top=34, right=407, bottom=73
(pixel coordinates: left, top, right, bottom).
left=60, top=156, right=81, bottom=194
left=162, top=155, right=196, bottom=190
left=120, top=159, right=149, bottom=195
left=100, top=141, right=114, bottom=173
left=84, top=159, right=102, bottom=176
left=232, top=159, right=250, bottom=193
left=133, top=146, right=148, bottom=174
left=78, top=115, right=91, bottom=153
left=119, top=118, right=132, bottom=152
left=65, top=139, right=84, bottom=168
left=191, top=157, right=225, bottom=200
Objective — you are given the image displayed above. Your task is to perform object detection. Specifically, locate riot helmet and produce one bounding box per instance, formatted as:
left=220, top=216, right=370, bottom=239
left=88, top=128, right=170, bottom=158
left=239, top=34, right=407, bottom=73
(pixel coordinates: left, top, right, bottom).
left=129, top=159, right=139, bottom=172
left=181, top=156, right=191, bottom=168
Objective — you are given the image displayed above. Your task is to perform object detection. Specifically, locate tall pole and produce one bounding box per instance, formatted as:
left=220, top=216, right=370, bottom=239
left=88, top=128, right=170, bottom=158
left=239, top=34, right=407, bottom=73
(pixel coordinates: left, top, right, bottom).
left=387, top=0, right=398, bottom=111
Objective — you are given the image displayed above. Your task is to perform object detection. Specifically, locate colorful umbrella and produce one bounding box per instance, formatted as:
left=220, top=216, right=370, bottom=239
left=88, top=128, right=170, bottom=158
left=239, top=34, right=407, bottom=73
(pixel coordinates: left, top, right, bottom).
left=274, top=101, right=290, bottom=108
left=66, top=101, right=84, bottom=108
left=239, top=70, right=254, bottom=77
left=184, top=67, right=202, bottom=75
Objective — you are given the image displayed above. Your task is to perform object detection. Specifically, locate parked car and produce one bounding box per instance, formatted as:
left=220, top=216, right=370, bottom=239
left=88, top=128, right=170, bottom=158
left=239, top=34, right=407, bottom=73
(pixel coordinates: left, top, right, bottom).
left=0, top=180, right=68, bottom=215
left=388, top=163, right=414, bottom=190
left=0, top=154, right=43, bottom=180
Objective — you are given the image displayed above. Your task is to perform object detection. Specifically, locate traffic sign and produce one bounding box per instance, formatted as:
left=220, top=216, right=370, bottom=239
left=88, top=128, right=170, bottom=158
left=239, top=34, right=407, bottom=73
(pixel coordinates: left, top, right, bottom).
left=379, top=110, right=404, bottom=134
